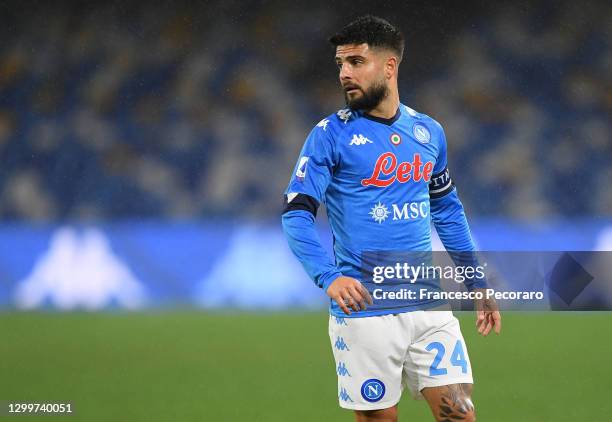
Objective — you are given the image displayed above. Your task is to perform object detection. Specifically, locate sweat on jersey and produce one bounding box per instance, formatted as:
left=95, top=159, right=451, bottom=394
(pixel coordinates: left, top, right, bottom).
left=281, top=104, right=487, bottom=317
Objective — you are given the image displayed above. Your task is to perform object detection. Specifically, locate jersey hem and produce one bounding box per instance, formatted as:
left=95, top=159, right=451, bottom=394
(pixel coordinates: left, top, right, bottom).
left=329, top=299, right=449, bottom=318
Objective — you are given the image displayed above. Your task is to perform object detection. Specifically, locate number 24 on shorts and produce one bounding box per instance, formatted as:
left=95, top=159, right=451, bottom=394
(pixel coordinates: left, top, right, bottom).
left=426, top=340, right=468, bottom=376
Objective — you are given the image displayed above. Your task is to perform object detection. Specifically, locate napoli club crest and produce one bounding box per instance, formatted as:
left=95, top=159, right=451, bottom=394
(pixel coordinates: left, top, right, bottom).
left=413, top=123, right=431, bottom=143
left=361, top=379, right=386, bottom=402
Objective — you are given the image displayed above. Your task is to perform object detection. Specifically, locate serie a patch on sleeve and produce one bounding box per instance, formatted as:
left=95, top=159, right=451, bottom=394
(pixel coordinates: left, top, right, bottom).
left=282, top=193, right=320, bottom=217
left=428, top=167, right=455, bottom=199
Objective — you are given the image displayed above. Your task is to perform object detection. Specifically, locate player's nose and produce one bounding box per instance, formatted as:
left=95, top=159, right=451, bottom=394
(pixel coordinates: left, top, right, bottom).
left=339, top=65, right=353, bottom=81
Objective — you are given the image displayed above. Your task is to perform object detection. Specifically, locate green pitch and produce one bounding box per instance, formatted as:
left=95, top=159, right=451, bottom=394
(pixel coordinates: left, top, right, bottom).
left=1, top=312, right=611, bottom=421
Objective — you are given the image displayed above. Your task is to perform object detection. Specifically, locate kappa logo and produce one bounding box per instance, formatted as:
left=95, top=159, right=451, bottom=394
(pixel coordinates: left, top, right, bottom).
left=14, top=227, right=147, bottom=310
left=317, top=118, right=330, bottom=131
left=337, top=108, right=352, bottom=124
left=335, top=316, right=348, bottom=325
left=335, top=336, right=350, bottom=351
left=339, top=387, right=353, bottom=403
left=349, top=134, right=372, bottom=146
left=337, top=362, right=351, bottom=377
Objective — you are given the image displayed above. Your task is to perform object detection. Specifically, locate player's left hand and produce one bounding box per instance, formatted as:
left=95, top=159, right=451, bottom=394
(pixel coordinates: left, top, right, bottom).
left=326, top=276, right=373, bottom=315
left=473, top=288, right=502, bottom=336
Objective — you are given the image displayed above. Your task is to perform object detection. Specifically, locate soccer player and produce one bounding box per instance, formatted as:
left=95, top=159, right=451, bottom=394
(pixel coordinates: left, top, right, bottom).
left=281, top=16, right=501, bottom=422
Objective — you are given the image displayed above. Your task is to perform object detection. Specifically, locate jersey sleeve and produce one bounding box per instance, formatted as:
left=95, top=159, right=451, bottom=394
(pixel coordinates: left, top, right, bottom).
left=281, top=209, right=343, bottom=291
left=285, top=123, right=337, bottom=203
left=429, top=123, right=455, bottom=199
left=281, top=121, right=342, bottom=291
left=429, top=122, right=487, bottom=291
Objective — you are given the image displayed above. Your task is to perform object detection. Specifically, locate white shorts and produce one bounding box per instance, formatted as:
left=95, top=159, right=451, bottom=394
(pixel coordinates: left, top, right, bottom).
left=329, top=309, right=473, bottom=410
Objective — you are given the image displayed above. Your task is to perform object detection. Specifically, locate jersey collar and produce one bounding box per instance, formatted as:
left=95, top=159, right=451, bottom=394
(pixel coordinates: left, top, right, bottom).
left=362, top=107, right=401, bottom=126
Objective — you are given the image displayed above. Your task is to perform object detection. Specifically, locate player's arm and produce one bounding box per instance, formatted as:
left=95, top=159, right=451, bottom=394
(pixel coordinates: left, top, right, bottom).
left=281, top=124, right=372, bottom=314
left=429, top=123, right=501, bottom=335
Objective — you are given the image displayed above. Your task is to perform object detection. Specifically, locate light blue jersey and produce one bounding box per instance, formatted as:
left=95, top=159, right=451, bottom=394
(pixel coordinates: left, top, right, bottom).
left=282, top=104, right=485, bottom=317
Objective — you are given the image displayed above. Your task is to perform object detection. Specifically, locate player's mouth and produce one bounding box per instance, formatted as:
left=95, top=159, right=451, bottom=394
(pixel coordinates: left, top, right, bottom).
left=344, top=86, right=361, bottom=94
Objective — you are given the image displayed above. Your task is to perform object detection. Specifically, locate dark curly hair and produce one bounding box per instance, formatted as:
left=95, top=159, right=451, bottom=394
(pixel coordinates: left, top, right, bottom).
left=329, top=15, right=404, bottom=62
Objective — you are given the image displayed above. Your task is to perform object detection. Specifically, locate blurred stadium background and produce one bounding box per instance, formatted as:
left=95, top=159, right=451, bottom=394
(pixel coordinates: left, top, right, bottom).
left=1, top=0, right=611, bottom=420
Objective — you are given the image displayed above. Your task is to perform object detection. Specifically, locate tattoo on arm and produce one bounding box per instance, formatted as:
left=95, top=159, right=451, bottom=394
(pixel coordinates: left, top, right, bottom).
left=438, top=383, right=474, bottom=421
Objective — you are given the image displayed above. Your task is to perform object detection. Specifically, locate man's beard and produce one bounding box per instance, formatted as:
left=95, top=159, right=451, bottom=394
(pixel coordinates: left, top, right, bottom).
left=344, top=80, right=389, bottom=111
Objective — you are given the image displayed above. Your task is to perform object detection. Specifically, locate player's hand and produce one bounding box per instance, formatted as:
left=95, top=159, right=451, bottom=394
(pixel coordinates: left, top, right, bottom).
left=473, top=288, right=502, bottom=336
left=326, top=276, right=373, bottom=315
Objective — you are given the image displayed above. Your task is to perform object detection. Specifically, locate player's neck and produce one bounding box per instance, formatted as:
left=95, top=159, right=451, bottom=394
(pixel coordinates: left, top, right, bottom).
left=364, top=90, right=400, bottom=120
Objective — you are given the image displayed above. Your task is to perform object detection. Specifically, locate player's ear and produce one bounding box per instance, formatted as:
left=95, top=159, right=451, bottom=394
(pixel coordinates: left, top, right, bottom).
left=385, top=56, right=398, bottom=79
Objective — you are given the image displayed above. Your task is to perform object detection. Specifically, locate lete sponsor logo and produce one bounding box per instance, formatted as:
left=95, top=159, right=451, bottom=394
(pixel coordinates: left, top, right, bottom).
left=361, top=152, right=434, bottom=187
